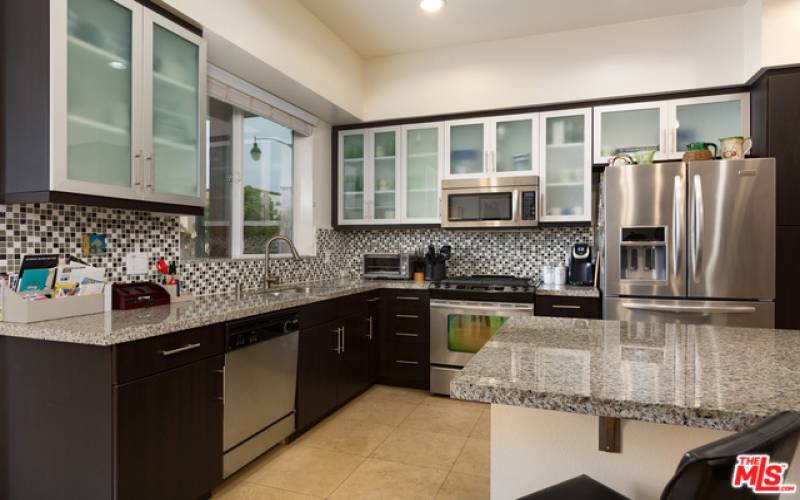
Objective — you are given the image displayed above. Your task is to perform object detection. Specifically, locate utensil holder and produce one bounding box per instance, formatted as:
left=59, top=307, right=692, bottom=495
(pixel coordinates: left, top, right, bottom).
left=2, top=286, right=105, bottom=323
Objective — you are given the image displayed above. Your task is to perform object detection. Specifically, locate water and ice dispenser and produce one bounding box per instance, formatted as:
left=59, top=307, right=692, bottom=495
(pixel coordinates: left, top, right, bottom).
left=619, top=227, right=667, bottom=282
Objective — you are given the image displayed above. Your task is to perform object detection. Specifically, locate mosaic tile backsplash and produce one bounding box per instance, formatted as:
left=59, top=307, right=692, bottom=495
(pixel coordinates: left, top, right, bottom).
left=0, top=204, right=592, bottom=296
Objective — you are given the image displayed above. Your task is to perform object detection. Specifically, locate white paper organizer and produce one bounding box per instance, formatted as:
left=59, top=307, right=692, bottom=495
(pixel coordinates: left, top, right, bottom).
left=2, top=286, right=105, bottom=323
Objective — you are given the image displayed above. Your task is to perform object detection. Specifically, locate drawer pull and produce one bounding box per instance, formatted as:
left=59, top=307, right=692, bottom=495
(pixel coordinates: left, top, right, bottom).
left=552, top=305, right=581, bottom=310
left=366, top=297, right=382, bottom=303
left=395, top=359, right=420, bottom=365
left=396, top=296, right=420, bottom=301
left=159, top=343, right=201, bottom=357
left=396, top=314, right=419, bottom=319
left=395, top=332, right=419, bottom=337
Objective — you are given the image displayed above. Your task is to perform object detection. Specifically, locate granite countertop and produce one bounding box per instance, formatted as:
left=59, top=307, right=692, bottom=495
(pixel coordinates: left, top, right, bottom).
left=0, top=279, right=428, bottom=346
left=536, top=283, right=600, bottom=298
left=451, top=316, right=800, bottom=431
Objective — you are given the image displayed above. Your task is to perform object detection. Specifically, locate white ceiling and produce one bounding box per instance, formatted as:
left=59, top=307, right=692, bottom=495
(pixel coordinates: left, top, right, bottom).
left=297, top=0, right=747, bottom=58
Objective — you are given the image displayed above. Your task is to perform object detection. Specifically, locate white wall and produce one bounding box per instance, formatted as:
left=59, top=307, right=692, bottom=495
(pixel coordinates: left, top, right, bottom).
left=161, top=0, right=364, bottom=119
left=362, top=7, right=746, bottom=121
left=761, top=0, right=800, bottom=67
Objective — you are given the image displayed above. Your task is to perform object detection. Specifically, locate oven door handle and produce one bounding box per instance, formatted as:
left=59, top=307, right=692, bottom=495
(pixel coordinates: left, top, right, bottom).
left=430, top=299, right=533, bottom=312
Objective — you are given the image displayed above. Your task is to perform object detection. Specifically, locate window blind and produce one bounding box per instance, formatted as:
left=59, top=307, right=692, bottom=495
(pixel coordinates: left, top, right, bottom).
left=207, top=65, right=317, bottom=137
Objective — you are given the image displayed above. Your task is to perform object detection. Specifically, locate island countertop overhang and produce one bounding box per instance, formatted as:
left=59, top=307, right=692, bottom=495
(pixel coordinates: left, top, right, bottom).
left=450, top=316, right=800, bottom=431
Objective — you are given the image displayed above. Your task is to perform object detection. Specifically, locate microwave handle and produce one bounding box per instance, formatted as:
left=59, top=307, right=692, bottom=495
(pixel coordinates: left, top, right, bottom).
left=514, top=190, right=521, bottom=223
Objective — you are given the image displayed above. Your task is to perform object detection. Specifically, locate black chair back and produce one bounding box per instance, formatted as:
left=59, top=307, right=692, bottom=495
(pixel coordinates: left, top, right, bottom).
left=661, top=412, right=800, bottom=500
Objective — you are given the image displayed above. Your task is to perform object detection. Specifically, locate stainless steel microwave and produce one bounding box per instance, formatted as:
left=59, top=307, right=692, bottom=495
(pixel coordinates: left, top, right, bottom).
left=362, top=253, right=413, bottom=280
left=441, top=175, right=538, bottom=228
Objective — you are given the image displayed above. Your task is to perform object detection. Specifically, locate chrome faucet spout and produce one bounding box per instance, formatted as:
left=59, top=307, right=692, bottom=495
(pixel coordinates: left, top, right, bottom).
left=264, top=235, right=302, bottom=289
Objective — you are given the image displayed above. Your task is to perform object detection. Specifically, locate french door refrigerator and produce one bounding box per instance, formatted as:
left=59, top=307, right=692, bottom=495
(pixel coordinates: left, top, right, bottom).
left=604, top=159, right=775, bottom=327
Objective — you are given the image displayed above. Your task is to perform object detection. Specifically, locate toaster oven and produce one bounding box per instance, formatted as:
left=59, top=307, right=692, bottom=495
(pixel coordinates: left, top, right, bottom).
left=363, top=253, right=413, bottom=280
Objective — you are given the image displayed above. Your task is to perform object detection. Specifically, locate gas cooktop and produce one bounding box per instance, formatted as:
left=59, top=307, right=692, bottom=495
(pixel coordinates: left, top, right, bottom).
left=429, top=275, right=535, bottom=303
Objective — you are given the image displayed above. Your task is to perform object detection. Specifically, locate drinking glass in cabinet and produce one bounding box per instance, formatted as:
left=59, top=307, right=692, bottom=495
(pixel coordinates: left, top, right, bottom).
left=496, top=119, right=532, bottom=173
left=67, top=0, right=134, bottom=188
left=152, top=24, right=200, bottom=197
left=374, top=131, right=396, bottom=220
left=406, top=128, right=439, bottom=219
left=449, top=124, right=484, bottom=175
left=600, top=108, right=661, bottom=157
left=675, top=100, right=741, bottom=153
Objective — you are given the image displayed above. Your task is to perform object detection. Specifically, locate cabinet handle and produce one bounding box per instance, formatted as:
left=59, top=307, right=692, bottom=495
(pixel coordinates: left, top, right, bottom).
left=159, top=342, right=201, bottom=356
left=133, top=150, right=143, bottom=187
left=367, top=316, right=373, bottom=340
left=341, top=326, right=346, bottom=353
left=145, top=153, right=154, bottom=189
left=396, top=314, right=419, bottom=319
left=395, top=332, right=419, bottom=337
left=395, top=359, right=419, bottom=365
left=331, top=327, right=342, bottom=354
left=395, top=296, right=420, bottom=301
left=551, top=305, right=581, bottom=310
left=366, top=297, right=382, bottom=303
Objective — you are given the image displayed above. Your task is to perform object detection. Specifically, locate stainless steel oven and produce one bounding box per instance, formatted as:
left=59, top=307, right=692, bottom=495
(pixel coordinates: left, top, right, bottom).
left=441, top=176, right=538, bottom=228
left=429, top=299, right=533, bottom=394
left=362, top=253, right=413, bottom=280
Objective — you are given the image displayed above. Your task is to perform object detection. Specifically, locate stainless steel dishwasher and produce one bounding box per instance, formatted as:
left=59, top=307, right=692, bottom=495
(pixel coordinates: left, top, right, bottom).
left=223, top=311, right=300, bottom=478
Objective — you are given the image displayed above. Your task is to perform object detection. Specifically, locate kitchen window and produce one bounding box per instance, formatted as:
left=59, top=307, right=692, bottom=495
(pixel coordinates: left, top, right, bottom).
left=180, top=97, right=294, bottom=258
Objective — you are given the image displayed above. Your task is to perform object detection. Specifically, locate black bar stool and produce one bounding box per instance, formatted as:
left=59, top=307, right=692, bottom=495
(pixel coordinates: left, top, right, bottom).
left=519, top=411, right=800, bottom=500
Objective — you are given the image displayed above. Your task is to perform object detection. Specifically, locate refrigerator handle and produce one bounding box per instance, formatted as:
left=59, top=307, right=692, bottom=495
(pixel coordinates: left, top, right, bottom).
left=672, top=175, right=682, bottom=277
left=692, top=174, right=704, bottom=282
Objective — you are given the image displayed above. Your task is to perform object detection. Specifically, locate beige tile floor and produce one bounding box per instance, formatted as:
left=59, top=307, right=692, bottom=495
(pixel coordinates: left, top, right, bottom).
left=213, top=385, right=490, bottom=500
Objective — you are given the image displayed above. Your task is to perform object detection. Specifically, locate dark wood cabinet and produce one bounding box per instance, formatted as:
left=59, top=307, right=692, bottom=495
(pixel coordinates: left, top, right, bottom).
left=776, top=227, right=800, bottom=329
left=296, top=318, right=341, bottom=433
left=380, top=289, right=430, bottom=389
left=366, top=294, right=383, bottom=383
left=1, top=325, right=225, bottom=500
left=115, top=355, right=223, bottom=500
left=751, top=67, right=800, bottom=329
left=338, top=314, right=370, bottom=404
left=535, top=294, right=601, bottom=319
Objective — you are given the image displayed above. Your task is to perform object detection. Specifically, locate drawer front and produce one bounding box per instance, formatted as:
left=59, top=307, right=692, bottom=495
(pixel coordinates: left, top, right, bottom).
left=388, top=311, right=428, bottom=339
left=536, top=295, right=601, bottom=319
left=382, top=342, right=429, bottom=387
left=114, top=324, right=225, bottom=384
left=383, top=289, right=429, bottom=310
left=299, top=293, right=370, bottom=329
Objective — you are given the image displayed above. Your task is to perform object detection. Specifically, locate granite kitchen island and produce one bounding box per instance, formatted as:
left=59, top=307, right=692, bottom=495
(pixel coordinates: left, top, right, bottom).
left=451, top=317, right=800, bottom=499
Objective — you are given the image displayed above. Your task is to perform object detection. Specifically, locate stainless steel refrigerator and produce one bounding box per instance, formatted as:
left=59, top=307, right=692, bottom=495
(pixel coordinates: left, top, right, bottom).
left=603, top=159, right=775, bottom=328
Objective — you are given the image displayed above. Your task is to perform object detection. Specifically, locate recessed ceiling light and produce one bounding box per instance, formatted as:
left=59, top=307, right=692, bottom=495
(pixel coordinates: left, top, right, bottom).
left=419, top=0, right=445, bottom=13
left=108, top=61, right=128, bottom=70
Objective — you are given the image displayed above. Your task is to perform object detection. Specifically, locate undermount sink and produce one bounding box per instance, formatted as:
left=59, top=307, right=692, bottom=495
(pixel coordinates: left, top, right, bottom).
left=254, top=285, right=339, bottom=297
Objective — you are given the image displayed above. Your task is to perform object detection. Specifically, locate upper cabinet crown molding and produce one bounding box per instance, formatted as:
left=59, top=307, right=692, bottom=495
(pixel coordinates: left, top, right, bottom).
left=1, top=0, right=206, bottom=214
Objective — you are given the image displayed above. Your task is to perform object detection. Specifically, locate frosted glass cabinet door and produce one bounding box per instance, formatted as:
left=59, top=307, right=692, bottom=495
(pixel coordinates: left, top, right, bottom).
left=593, top=103, right=666, bottom=163
left=341, top=133, right=366, bottom=221
left=446, top=121, right=485, bottom=177
left=404, top=125, right=441, bottom=221
left=540, top=109, right=591, bottom=222
left=146, top=14, right=204, bottom=200
left=65, top=0, right=138, bottom=191
left=495, top=116, right=536, bottom=174
left=672, top=94, right=749, bottom=157
left=373, top=130, right=397, bottom=220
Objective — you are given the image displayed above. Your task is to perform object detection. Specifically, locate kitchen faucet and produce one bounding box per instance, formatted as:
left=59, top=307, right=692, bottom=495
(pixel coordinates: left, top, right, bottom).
left=264, top=235, right=302, bottom=289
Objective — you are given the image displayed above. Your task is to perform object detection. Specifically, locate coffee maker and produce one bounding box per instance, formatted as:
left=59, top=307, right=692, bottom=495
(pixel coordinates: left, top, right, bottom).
left=568, top=243, right=595, bottom=286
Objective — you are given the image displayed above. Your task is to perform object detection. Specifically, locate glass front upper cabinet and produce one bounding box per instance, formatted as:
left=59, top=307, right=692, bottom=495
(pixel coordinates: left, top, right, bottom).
left=144, top=11, right=205, bottom=203
left=593, top=103, right=668, bottom=164
left=669, top=93, right=750, bottom=159
left=372, top=129, right=398, bottom=221
left=340, top=132, right=366, bottom=222
left=62, top=0, right=140, bottom=198
left=403, top=124, right=442, bottom=222
left=539, top=108, right=592, bottom=222
left=445, top=115, right=538, bottom=179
